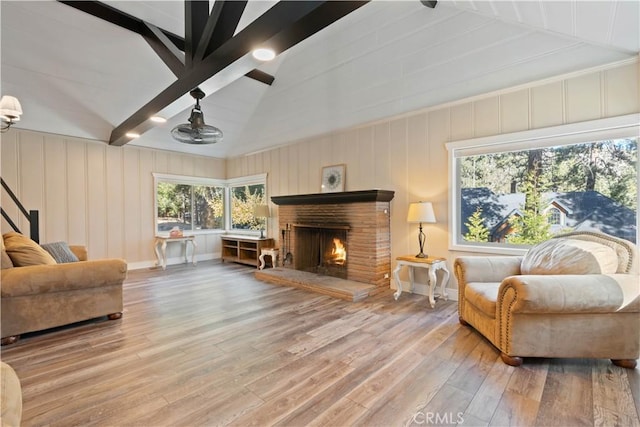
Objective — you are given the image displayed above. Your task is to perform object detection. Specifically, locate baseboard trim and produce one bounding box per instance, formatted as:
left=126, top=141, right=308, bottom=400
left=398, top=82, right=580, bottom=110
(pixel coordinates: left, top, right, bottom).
left=127, top=252, right=220, bottom=271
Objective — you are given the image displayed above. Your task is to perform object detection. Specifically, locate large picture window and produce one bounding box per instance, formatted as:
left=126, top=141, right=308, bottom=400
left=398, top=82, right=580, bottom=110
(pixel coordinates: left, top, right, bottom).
left=447, top=115, right=639, bottom=254
left=153, top=173, right=266, bottom=235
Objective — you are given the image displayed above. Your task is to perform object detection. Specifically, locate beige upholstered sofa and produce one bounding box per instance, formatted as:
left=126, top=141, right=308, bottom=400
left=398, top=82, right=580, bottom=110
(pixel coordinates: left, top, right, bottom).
left=455, top=231, right=639, bottom=368
left=1, top=232, right=127, bottom=345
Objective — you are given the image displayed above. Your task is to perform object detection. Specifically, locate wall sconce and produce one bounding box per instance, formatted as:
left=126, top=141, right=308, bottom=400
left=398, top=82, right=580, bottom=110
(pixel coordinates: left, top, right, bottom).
left=407, top=201, right=436, bottom=258
left=253, top=204, right=270, bottom=239
left=0, top=96, right=23, bottom=133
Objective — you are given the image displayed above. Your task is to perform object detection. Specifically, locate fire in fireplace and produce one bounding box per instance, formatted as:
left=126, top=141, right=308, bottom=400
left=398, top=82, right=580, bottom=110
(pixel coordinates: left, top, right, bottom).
left=294, top=224, right=349, bottom=279
left=330, top=238, right=347, bottom=265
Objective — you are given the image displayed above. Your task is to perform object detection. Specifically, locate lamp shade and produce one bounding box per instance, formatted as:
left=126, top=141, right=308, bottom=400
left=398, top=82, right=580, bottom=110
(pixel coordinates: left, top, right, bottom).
left=407, top=201, right=436, bottom=223
left=253, top=204, right=270, bottom=218
left=0, top=96, right=22, bottom=121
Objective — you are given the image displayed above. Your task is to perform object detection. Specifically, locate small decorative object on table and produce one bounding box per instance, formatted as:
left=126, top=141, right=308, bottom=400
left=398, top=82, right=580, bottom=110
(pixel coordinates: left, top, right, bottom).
left=321, top=164, right=345, bottom=193
left=169, top=226, right=183, bottom=238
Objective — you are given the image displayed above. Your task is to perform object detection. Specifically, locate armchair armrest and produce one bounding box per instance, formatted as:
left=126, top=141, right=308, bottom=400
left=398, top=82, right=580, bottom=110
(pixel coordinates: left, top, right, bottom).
left=498, top=274, right=636, bottom=314
left=454, top=256, right=523, bottom=284
left=69, top=245, right=88, bottom=261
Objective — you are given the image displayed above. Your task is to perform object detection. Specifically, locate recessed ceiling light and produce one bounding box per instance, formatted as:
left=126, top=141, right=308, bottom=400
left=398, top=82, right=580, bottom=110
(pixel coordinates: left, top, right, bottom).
left=126, top=132, right=140, bottom=138
left=150, top=116, right=167, bottom=123
left=252, top=48, right=275, bottom=61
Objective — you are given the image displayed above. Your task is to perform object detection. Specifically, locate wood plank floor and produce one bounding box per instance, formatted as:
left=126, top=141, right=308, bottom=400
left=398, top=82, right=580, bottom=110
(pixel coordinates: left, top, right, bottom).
left=2, top=260, right=639, bottom=427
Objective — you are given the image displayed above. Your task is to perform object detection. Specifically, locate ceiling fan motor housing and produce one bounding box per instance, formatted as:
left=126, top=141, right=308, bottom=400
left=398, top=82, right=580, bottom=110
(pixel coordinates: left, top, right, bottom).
left=171, top=87, right=223, bottom=144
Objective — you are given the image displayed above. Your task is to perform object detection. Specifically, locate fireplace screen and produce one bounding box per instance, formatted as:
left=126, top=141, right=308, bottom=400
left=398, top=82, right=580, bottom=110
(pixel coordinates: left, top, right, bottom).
left=294, top=225, right=348, bottom=279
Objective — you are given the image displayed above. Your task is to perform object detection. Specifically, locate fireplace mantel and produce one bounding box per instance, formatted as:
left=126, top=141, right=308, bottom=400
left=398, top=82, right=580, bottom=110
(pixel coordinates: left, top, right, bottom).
left=271, top=190, right=394, bottom=206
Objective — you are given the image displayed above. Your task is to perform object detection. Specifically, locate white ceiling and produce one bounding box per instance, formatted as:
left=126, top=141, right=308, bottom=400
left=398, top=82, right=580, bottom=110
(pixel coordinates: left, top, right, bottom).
left=1, top=0, right=638, bottom=159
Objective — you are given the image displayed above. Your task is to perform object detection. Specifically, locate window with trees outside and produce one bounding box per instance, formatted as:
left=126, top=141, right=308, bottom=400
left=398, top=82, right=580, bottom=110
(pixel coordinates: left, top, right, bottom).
left=228, top=175, right=267, bottom=231
left=153, top=173, right=267, bottom=235
left=447, top=115, right=639, bottom=254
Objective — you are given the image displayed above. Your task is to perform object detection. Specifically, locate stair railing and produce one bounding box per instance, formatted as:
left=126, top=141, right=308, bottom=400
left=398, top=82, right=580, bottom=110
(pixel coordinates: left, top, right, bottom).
left=1, top=177, right=39, bottom=243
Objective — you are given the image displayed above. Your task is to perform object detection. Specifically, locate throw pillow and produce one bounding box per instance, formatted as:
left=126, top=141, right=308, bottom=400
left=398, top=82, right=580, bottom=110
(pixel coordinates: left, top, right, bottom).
left=2, top=232, right=57, bottom=267
left=1, top=237, right=14, bottom=269
left=521, top=238, right=618, bottom=275
left=41, top=241, right=80, bottom=263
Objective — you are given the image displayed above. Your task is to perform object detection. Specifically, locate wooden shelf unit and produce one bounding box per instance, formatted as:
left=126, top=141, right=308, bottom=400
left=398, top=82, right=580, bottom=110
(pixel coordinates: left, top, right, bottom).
left=221, top=235, right=274, bottom=267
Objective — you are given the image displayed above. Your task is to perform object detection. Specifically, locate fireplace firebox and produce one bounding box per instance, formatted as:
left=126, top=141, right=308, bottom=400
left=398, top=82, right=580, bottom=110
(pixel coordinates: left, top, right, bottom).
left=294, top=225, right=349, bottom=279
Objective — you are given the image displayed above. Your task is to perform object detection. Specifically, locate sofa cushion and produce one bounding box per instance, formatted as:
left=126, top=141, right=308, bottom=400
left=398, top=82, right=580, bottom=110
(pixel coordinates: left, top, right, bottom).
left=41, top=241, right=79, bottom=264
left=464, top=282, right=500, bottom=317
left=3, top=232, right=56, bottom=267
left=1, top=237, right=14, bottom=270
left=521, top=238, right=618, bottom=275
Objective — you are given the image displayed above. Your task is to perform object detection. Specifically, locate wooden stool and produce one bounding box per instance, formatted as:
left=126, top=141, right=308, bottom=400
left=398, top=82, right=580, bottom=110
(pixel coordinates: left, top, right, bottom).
left=259, top=248, right=279, bottom=270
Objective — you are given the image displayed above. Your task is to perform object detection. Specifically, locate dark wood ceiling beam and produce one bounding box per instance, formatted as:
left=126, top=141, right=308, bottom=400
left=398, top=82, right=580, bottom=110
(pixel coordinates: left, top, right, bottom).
left=58, top=0, right=273, bottom=86
left=58, top=1, right=184, bottom=50
left=185, top=1, right=209, bottom=69
left=195, top=1, right=248, bottom=62
left=245, top=69, right=275, bottom=86
left=109, top=1, right=369, bottom=146
left=142, top=22, right=185, bottom=78
left=264, top=1, right=368, bottom=55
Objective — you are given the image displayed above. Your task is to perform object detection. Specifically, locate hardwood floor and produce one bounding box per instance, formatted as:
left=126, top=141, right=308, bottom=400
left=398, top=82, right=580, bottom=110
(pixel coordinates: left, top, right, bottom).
left=2, top=260, right=639, bottom=426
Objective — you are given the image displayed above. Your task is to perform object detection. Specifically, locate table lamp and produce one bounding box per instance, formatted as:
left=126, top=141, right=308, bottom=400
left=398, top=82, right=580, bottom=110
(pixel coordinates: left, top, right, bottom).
left=407, top=201, right=436, bottom=258
left=253, top=204, right=270, bottom=239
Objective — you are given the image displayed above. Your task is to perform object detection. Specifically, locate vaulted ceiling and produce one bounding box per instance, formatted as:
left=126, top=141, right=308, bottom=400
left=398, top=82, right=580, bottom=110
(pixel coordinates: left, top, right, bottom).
left=2, top=1, right=638, bottom=159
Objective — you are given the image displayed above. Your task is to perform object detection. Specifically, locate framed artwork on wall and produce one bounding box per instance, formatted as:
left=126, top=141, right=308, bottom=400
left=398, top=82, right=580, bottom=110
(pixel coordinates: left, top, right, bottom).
left=321, top=164, right=345, bottom=193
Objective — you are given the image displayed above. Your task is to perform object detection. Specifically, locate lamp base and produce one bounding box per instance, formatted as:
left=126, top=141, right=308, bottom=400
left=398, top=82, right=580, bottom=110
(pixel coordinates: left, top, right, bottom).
left=260, top=229, right=265, bottom=239
left=415, top=223, right=427, bottom=259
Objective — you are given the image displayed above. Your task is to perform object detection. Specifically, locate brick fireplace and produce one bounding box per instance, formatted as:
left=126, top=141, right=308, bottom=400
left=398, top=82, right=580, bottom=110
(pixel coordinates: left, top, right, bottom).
left=271, top=190, right=394, bottom=290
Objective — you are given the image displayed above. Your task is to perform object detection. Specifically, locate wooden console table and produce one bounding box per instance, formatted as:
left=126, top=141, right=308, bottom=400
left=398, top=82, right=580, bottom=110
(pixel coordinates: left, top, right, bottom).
left=393, top=255, right=450, bottom=308
left=221, top=235, right=274, bottom=268
left=154, top=235, right=197, bottom=270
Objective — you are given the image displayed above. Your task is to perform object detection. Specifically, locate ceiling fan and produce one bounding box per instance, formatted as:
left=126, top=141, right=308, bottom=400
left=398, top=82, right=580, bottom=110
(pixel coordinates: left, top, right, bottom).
left=171, top=88, right=223, bottom=144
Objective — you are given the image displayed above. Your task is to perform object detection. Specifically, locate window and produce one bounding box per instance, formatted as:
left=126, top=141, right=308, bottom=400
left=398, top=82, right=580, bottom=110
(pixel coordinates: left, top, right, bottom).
left=447, top=114, right=639, bottom=254
left=548, top=207, right=562, bottom=225
left=228, top=175, right=267, bottom=231
left=154, top=175, right=225, bottom=233
left=153, top=173, right=267, bottom=235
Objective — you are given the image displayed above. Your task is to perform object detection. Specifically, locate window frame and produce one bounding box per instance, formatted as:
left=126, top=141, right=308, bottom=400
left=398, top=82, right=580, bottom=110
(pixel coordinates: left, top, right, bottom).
left=446, top=113, right=639, bottom=255
left=153, top=172, right=267, bottom=236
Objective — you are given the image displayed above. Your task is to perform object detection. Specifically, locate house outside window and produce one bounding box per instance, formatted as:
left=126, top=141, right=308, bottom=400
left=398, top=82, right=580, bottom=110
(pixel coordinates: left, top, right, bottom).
left=153, top=173, right=267, bottom=235
left=447, top=115, right=639, bottom=254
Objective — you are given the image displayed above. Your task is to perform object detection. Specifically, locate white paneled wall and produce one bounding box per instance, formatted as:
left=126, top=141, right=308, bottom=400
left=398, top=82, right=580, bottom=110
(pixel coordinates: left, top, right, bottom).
left=1, top=60, right=637, bottom=281
left=227, top=60, right=639, bottom=294
left=1, top=135, right=226, bottom=268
